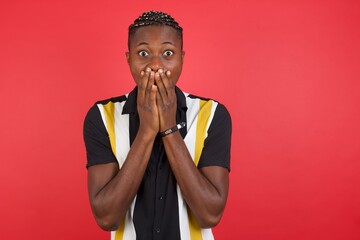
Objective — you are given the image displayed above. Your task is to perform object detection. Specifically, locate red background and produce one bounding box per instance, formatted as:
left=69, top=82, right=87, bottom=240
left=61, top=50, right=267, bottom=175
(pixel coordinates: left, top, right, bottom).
left=1, top=0, right=360, bottom=239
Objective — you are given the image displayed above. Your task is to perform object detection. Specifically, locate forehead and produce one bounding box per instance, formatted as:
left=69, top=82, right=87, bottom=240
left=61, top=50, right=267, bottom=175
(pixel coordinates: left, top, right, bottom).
left=129, top=25, right=181, bottom=48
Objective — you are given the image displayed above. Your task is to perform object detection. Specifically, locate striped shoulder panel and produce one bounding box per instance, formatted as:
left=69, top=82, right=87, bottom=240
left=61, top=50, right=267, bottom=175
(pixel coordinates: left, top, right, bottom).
left=177, top=92, right=218, bottom=240
left=95, top=94, right=129, bottom=167
left=96, top=93, right=137, bottom=239
left=183, top=92, right=218, bottom=166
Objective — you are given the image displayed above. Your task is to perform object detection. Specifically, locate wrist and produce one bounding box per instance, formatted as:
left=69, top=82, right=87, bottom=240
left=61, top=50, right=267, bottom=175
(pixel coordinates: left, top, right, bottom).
left=137, top=127, right=157, bottom=142
left=160, top=122, right=186, bottom=137
left=160, top=119, right=177, bottom=132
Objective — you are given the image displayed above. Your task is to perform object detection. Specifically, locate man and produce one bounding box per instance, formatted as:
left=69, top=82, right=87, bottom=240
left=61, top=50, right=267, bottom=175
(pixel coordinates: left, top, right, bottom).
left=83, top=10, right=232, bottom=240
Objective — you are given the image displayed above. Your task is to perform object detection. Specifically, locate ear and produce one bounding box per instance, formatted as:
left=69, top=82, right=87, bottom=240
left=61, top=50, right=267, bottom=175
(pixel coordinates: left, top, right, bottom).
left=181, top=51, right=185, bottom=63
left=125, top=52, right=130, bottom=65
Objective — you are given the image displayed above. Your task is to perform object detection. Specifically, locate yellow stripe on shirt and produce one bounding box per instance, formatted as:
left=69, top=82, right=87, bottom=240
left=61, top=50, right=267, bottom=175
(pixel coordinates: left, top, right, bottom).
left=194, top=100, right=213, bottom=166
left=114, top=217, right=126, bottom=240
left=103, top=102, right=116, bottom=156
left=102, top=102, right=126, bottom=240
left=188, top=99, right=213, bottom=240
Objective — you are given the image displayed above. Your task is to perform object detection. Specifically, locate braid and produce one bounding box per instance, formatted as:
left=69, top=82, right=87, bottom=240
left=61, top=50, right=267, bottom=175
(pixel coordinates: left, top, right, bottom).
left=128, top=10, right=183, bottom=49
left=129, top=10, right=182, bottom=33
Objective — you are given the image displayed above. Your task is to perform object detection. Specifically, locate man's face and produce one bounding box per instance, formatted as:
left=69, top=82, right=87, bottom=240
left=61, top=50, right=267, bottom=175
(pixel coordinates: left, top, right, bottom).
left=126, top=25, right=184, bottom=85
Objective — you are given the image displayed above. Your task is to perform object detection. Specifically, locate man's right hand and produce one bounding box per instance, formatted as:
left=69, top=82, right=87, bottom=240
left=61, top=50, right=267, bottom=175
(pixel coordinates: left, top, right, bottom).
left=137, top=67, right=159, bottom=137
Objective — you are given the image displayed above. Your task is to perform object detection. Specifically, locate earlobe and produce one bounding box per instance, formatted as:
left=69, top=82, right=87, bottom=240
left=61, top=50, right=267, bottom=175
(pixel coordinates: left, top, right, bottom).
left=125, top=52, right=130, bottom=64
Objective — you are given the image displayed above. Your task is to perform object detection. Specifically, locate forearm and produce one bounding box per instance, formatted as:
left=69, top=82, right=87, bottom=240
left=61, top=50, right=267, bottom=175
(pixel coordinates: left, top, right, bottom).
left=89, top=131, right=156, bottom=230
left=162, top=131, right=228, bottom=228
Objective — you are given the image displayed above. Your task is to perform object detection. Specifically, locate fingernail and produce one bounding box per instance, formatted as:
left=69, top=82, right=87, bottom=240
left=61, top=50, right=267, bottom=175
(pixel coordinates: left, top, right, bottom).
left=146, top=67, right=151, bottom=72
left=158, top=69, right=163, bottom=74
left=140, top=71, right=144, bottom=76
left=166, top=71, right=171, bottom=77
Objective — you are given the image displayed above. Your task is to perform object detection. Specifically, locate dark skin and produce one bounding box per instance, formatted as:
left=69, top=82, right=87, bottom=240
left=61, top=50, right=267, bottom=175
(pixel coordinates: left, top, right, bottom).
left=87, top=25, right=229, bottom=231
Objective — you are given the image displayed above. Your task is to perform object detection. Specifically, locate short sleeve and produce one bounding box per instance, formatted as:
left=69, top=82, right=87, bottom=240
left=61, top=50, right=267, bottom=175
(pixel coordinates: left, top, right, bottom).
left=83, top=104, right=117, bottom=168
left=197, top=103, right=232, bottom=171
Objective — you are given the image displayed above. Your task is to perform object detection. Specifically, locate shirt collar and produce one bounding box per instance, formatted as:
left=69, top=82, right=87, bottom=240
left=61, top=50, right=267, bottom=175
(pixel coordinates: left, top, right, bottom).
left=122, top=86, right=187, bottom=114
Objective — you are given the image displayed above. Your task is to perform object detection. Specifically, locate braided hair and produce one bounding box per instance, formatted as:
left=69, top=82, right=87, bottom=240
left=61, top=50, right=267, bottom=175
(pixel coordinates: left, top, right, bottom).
left=128, top=10, right=183, bottom=49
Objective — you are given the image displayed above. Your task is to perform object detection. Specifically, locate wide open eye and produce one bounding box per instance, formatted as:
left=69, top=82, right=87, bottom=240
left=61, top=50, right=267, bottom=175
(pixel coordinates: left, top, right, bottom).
left=138, top=50, right=149, bottom=57
left=163, top=50, right=174, bottom=57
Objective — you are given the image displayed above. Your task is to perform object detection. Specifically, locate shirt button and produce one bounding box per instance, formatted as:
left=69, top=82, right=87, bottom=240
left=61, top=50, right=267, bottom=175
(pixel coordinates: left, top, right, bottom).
left=155, top=228, right=161, bottom=233
left=159, top=196, right=164, bottom=200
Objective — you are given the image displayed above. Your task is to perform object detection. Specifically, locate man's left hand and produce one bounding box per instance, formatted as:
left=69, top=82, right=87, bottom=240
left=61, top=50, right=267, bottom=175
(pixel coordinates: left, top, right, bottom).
left=154, top=68, right=177, bottom=132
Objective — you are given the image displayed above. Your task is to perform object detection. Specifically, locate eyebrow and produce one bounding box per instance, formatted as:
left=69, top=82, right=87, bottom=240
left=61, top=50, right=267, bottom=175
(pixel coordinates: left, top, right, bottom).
left=162, top=41, right=175, bottom=45
left=136, top=42, right=149, bottom=46
left=136, top=41, right=175, bottom=46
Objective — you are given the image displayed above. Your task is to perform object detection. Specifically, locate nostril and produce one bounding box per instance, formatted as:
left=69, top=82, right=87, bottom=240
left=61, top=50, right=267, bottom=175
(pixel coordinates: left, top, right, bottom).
left=150, top=66, right=161, bottom=72
left=149, top=57, right=163, bottom=72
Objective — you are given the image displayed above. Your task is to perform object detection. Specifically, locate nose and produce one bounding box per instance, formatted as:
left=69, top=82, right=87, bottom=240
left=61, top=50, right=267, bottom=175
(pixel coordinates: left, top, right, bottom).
left=148, top=55, right=162, bottom=71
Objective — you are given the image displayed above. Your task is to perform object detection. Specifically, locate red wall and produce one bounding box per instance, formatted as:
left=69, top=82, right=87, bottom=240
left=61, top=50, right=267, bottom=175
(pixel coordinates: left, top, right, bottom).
left=1, top=0, right=360, bottom=239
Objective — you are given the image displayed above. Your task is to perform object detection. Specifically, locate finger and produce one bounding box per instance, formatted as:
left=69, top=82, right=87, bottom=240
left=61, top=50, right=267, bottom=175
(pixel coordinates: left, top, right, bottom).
left=155, top=69, right=168, bottom=100
left=160, top=69, right=175, bottom=98
left=156, top=88, right=164, bottom=108
left=150, top=85, right=157, bottom=101
left=160, top=70, right=172, bottom=87
left=145, top=70, right=155, bottom=101
left=139, top=68, right=151, bottom=97
left=148, top=70, right=155, bottom=88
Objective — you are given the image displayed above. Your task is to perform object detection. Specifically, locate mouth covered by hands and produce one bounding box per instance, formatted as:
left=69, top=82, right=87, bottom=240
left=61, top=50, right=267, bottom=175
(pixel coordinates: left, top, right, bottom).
left=137, top=67, right=177, bottom=136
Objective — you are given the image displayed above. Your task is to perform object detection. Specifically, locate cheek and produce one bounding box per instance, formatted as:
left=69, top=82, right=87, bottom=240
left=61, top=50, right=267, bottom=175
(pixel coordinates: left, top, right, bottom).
left=129, top=65, right=142, bottom=84
left=130, top=69, right=140, bottom=85
left=165, top=59, right=182, bottom=73
left=170, top=63, right=183, bottom=82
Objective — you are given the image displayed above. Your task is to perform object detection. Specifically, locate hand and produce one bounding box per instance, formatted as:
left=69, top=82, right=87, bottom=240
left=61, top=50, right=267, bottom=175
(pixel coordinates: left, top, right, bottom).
left=137, top=68, right=159, bottom=137
left=155, top=69, right=177, bottom=131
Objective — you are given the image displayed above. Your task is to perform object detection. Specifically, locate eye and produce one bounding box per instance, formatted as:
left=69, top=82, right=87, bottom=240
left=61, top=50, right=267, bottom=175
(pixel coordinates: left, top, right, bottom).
left=138, top=50, right=149, bottom=57
left=163, top=50, right=174, bottom=57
